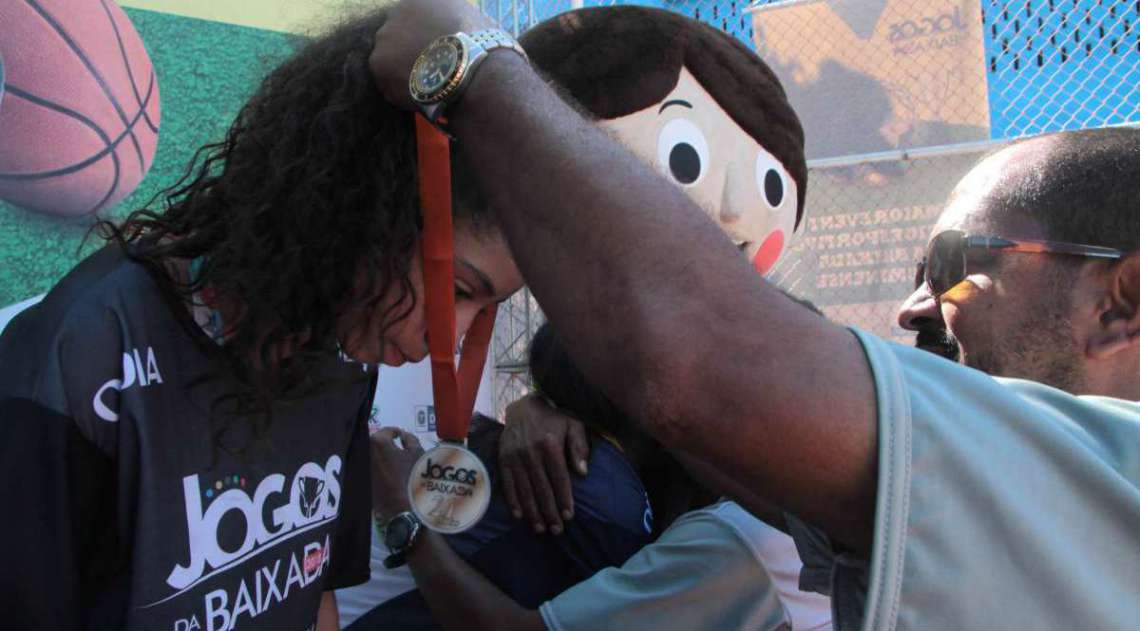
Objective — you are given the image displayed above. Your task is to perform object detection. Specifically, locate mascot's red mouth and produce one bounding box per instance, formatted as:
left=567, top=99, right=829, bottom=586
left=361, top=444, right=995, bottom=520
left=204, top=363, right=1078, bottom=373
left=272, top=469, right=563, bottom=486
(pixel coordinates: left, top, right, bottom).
left=752, top=230, right=785, bottom=275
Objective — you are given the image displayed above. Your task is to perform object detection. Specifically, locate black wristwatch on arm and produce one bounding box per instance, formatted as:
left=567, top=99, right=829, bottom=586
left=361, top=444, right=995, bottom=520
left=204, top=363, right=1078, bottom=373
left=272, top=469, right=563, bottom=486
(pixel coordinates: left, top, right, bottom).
left=378, top=511, right=423, bottom=569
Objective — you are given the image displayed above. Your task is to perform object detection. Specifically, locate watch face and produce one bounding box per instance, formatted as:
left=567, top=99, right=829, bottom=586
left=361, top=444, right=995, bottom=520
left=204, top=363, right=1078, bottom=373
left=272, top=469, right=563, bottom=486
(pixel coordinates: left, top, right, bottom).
left=413, top=39, right=461, bottom=98
left=385, top=517, right=411, bottom=549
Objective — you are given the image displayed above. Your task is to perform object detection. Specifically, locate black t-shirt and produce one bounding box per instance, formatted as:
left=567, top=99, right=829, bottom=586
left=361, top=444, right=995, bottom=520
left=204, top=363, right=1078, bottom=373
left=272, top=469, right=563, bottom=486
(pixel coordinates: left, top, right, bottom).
left=0, top=246, right=375, bottom=630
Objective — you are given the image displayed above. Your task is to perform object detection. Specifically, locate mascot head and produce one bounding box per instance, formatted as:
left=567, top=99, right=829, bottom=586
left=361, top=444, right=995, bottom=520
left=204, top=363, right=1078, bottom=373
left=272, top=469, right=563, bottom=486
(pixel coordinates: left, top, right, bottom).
left=521, top=6, right=807, bottom=275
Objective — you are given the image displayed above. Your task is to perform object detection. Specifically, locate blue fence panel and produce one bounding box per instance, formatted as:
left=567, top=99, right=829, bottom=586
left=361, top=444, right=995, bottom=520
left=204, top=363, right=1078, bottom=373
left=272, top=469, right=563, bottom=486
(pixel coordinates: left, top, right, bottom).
left=984, top=0, right=1140, bottom=138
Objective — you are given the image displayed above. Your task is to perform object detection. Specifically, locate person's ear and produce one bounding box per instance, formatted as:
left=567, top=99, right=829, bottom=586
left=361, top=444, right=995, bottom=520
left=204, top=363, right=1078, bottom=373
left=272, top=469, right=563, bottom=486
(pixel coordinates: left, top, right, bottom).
left=1088, top=254, right=1140, bottom=359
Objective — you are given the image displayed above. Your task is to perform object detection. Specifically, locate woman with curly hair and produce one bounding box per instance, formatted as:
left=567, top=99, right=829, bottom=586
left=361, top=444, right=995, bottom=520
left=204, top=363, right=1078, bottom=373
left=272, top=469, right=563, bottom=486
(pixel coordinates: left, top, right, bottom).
left=0, top=8, right=521, bottom=629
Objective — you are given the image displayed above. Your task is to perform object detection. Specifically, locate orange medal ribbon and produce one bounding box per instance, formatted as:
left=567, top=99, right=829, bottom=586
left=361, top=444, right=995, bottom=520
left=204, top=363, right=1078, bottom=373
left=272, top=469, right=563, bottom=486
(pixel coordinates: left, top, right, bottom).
left=415, top=115, right=496, bottom=443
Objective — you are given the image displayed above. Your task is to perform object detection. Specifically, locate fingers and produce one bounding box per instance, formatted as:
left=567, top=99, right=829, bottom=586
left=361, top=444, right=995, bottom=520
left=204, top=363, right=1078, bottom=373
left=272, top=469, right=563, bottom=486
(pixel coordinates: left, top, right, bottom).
left=371, top=427, right=426, bottom=458
left=510, top=461, right=545, bottom=534
left=499, top=396, right=540, bottom=519
left=523, top=440, right=564, bottom=534
left=499, top=393, right=584, bottom=530
left=370, top=427, right=401, bottom=450
left=501, top=452, right=561, bottom=532
left=499, top=462, right=523, bottom=520
left=566, top=417, right=590, bottom=477
left=542, top=432, right=576, bottom=522
left=397, top=429, right=424, bottom=455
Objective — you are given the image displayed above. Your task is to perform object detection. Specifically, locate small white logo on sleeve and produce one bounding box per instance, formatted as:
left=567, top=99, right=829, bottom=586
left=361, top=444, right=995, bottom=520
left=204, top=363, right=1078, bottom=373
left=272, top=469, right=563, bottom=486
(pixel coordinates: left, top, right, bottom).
left=92, top=346, right=163, bottom=422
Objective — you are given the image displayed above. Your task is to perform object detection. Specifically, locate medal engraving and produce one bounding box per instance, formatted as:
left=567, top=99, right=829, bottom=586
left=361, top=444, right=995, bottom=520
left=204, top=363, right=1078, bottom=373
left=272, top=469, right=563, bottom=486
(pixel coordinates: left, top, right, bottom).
left=408, top=443, right=490, bottom=533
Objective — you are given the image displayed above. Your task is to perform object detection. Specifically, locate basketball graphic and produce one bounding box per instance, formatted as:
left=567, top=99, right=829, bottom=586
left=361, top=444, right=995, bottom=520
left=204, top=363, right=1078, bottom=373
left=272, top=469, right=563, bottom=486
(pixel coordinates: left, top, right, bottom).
left=0, top=0, right=161, bottom=217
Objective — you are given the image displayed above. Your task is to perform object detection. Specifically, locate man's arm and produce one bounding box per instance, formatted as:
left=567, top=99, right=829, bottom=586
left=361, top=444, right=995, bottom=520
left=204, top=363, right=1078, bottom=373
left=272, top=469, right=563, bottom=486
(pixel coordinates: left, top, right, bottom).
left=370, top=0, right=878, bottom=551
left=407, top=530, right=545, bottom=631
left=670, top=452, right=788, bottom=532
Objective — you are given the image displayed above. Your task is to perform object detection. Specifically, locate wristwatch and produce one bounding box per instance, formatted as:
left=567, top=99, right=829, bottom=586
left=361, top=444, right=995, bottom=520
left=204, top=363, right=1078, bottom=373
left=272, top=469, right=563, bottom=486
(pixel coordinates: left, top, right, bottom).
left=379, top=511, right=423, bottom=569
left=409, top=28, right=527, bottom=126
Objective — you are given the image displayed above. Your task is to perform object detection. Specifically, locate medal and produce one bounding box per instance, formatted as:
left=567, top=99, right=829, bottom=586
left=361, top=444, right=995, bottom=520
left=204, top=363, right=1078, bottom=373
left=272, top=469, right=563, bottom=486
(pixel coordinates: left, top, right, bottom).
left=407, top=441, right=492, bottom=533
left=410, top=115, right=496, bottom=532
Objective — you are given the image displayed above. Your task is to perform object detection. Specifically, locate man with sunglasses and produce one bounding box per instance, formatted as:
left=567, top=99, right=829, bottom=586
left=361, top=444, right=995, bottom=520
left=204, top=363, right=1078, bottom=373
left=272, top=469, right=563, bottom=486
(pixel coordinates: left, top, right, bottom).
left=801, top=126, right=1140, bottom=626
left=898, top=129, right=1138, bottom=396
left=904, top=230, right=1123, bottom=365
left=906, top=252, right=963, bottom=361
left=368, top=2, right=1140, bottom=628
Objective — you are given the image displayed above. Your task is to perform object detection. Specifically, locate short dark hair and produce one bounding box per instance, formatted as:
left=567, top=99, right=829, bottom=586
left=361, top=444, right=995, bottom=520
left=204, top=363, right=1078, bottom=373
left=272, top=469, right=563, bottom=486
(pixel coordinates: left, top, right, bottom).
left=520, top=6, right=807, bottom=228
left=991, top=127, right=1140, bottom=251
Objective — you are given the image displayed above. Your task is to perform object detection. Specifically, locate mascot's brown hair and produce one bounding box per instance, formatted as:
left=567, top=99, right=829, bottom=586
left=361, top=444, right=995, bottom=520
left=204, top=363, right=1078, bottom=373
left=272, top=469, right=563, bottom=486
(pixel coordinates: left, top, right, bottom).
left=521, top=7, right=807, bottom=275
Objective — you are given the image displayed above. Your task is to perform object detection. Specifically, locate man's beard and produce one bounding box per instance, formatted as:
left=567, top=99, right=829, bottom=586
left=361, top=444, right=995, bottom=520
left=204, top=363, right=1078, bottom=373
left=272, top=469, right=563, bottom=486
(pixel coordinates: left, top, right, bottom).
left=915, top=327, right=960, bottom=361
left=962, top=295, right=1086, bottom=394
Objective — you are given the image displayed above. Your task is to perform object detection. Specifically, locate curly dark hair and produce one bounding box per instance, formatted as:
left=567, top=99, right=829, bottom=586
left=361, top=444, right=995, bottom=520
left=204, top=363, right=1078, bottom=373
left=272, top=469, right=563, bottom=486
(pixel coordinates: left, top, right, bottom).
left=98, top=8, right=490, bottom=419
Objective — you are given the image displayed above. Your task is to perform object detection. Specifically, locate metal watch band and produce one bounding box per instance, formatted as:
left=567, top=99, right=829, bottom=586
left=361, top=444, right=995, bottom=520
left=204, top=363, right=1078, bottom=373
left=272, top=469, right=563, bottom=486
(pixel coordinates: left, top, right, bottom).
left=416, top=28, right=527, bottom=129
left=466, top=28, right=528, bottom=61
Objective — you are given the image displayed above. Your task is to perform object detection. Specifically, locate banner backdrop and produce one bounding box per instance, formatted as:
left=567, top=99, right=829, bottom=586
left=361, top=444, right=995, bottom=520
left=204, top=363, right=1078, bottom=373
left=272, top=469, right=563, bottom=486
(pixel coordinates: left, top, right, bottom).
left=751, top=0, right=990, bottom=159
left=769, top=150, right=984, bottom=342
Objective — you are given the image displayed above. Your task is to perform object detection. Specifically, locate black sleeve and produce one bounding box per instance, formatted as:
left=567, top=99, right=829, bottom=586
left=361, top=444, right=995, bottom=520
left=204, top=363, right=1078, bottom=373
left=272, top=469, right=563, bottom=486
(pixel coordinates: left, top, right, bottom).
left=0, top=397, right=126, bottom=631
left=325, top=381, right=376, bottom=590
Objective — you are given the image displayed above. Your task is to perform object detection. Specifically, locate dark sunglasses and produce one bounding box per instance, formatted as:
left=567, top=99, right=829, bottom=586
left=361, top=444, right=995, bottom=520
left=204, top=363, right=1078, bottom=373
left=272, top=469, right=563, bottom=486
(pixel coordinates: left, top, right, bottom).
left=915, top=229, right=1124, bottom=296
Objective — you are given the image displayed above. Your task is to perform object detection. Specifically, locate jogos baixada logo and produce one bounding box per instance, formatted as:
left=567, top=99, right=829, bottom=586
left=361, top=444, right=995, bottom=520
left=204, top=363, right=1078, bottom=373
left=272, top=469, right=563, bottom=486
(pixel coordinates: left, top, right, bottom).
left=409, top=444, right=492, bottom=534
left=165, top=455, right=343, bottom=591
left=420, top=458, right=479, bottom=486
left=887, top=6, right=967, bottom=43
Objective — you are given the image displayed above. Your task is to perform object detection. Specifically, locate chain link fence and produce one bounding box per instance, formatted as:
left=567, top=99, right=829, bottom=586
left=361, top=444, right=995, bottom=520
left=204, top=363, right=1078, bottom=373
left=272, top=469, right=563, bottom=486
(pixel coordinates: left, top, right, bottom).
left=768, top=147, right=989, bottom=343
left=491, top=287, right=546, bottom=421
left=483, top=0, right=1140, bottom=417
left=984, top=0, right=1140, bottom=138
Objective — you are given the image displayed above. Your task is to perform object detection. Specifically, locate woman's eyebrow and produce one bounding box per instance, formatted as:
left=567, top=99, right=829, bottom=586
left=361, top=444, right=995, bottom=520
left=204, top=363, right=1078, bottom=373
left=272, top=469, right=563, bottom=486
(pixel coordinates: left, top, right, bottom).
left=457, top=258, right=496, bottom=296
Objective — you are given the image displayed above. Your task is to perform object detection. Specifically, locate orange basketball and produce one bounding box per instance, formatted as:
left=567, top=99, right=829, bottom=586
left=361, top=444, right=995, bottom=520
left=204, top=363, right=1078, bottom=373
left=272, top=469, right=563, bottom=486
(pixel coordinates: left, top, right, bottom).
left=0, top=0, right=161, bottom=217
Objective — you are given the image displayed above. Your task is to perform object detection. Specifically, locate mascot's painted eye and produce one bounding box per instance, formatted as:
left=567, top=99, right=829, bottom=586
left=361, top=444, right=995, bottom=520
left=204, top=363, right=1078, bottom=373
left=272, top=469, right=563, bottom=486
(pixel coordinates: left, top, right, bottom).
left=755, top=151, right=787, bottom=209
left=657, top=118, right=709, bottom=186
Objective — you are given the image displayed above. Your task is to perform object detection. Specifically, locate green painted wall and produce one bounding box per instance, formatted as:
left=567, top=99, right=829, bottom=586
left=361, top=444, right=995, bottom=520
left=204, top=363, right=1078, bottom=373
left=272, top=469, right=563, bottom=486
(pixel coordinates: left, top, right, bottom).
left=0, top=8, right=298, bottom=307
